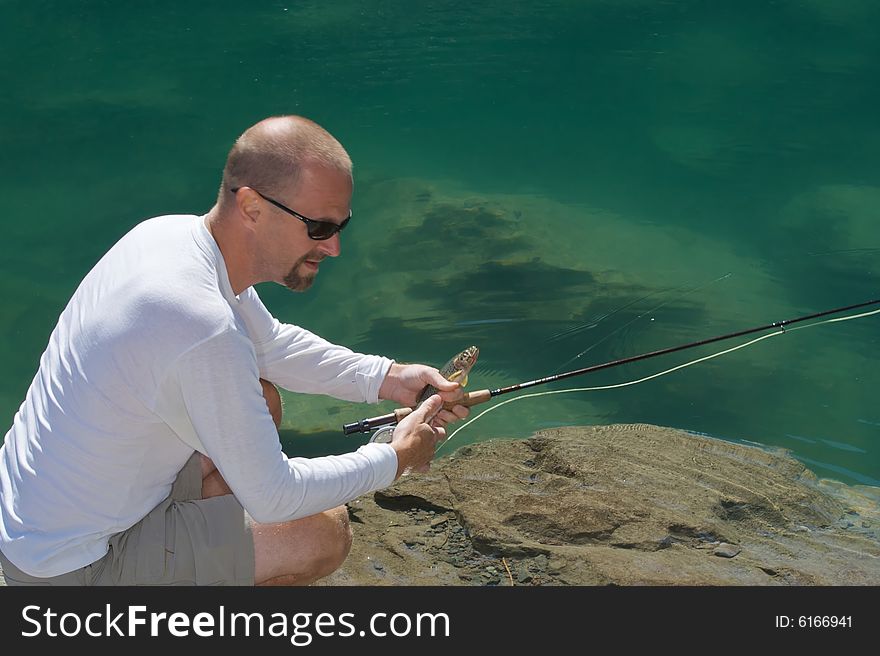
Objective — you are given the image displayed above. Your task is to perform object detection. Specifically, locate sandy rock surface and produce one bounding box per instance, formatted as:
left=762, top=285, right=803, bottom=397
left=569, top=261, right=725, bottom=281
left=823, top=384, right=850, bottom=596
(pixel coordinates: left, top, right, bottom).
left=320, top=424, right=879, bottom=586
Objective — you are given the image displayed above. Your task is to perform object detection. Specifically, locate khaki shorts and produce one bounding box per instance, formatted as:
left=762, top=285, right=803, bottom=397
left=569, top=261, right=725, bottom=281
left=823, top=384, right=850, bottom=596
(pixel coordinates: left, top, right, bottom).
left=0, top=453, right=255, bottom=586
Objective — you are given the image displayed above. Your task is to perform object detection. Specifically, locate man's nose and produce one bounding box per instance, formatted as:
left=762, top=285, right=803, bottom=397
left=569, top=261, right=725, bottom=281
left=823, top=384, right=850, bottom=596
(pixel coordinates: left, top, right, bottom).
left=318, top=232, right=341, bottom=257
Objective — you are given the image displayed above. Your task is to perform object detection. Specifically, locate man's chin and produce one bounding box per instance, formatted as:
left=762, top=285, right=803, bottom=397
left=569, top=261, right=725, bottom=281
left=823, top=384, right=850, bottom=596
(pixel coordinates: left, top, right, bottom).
left=282, top=272, right=315, bottom=292
left=282, top=257, right=321, bottom=291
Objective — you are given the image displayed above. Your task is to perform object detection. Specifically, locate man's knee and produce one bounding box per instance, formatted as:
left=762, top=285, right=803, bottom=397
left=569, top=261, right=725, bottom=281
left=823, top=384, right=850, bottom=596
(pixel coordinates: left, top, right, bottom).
left=313, top=506, right=353, bottom=574
left=200, top=458, right=233, bottom=497
left=252, top=505, right=353, bottom=585
left=260, top=378, right=282, bottom=429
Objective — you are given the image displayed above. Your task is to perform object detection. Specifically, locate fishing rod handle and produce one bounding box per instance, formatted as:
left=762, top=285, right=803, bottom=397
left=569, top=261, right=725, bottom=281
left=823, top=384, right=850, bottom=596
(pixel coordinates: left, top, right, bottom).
left=341, top=389, right=493, bottom=435
left=455, top=388, right=493, bottom=408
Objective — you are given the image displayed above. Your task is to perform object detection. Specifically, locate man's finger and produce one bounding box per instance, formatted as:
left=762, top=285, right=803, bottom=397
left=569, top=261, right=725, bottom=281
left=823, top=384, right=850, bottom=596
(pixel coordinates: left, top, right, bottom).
left=437, top=388, right=465, bottom=405
left=428, top=371, right=461, bottom=391
left=434, top=409, right=459, bottom=425
left=411, top=393, right=443, bottom=424
left=450, top=404, right=469, bottom=420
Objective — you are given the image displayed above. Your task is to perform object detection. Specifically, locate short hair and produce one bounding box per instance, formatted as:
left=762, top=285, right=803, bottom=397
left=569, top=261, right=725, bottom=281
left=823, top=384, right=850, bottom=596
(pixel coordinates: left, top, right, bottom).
left=217, top=115, right=352, bottom=208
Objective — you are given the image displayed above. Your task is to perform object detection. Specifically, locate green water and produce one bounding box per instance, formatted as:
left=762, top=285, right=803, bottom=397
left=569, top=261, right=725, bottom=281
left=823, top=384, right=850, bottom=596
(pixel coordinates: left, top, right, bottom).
left=1, top=1, right=879, bottom=486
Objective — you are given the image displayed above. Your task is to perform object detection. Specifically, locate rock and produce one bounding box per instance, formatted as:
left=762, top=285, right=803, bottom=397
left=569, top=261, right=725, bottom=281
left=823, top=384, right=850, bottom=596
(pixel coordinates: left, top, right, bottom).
left=317, top=424, right=880, bottom=586
left=713, top=543, right=742, bottom=558
left=516, top=565, right=533, bottom=583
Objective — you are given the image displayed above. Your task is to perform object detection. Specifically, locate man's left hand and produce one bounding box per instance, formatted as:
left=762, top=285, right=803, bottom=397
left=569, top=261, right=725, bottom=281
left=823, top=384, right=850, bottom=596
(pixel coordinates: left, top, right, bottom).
left=379, top=363, right=470, bottom=428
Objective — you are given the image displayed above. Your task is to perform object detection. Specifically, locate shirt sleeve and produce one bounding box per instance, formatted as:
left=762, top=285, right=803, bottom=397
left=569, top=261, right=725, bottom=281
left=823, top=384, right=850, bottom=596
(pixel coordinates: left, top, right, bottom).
left=170, top=329, right=399, bottom=524
left=236, top=287, right=393, bottom=403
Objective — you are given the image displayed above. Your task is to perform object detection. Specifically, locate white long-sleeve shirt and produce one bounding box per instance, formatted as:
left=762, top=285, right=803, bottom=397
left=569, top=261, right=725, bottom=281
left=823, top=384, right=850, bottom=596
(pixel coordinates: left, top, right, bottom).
left=0, top=214, right=398, bottom=578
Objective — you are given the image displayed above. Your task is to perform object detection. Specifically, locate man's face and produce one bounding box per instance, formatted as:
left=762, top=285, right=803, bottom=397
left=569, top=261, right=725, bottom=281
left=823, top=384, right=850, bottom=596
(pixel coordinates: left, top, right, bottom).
left=264, top=165, right=352, bottom=292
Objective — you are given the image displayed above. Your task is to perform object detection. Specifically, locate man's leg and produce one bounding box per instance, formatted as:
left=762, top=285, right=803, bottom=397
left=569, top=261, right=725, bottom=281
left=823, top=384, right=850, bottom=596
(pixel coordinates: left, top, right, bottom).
left=201, top=378, right=353, bottom=586
left=201, top=378, right=282, bottom=497
left=250, top=506, right=352, bottom=586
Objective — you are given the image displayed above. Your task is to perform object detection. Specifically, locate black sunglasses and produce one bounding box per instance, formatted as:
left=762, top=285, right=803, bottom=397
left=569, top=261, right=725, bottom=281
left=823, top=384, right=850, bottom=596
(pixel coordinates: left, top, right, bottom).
left=229, top=187, right=351, bottom=240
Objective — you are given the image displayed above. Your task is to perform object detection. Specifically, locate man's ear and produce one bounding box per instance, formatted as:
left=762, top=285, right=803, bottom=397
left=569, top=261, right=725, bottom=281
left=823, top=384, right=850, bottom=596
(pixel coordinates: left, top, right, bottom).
left=234, top=188, right=262, bottom=225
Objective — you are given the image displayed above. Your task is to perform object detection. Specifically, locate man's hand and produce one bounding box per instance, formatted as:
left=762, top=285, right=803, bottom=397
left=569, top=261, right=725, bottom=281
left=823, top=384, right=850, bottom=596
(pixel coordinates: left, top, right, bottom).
left=378, top=363, right=470, bottom=428
left=389, top=394, right=446, bottom=477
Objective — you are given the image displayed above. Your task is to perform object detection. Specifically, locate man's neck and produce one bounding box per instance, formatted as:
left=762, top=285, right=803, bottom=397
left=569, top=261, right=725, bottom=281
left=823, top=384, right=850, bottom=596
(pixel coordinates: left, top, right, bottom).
left=203, top=208, right=256, bottom=296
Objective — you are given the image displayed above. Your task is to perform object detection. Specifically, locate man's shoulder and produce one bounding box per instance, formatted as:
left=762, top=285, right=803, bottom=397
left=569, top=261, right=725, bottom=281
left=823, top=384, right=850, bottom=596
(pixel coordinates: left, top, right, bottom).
left=103, top=214, right=237, bottom=343
left=136, top=213, right=200, bottom=228
left=103, top=214, right=201, bottom=266
left=119, top=212, right=188, bottom=233
left=148, top=280, right=240, bottom=345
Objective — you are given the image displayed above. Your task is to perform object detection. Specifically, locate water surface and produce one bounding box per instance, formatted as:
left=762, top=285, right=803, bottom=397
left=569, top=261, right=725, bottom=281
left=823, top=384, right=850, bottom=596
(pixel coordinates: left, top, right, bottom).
left=1, top=0, right=878, bottom=485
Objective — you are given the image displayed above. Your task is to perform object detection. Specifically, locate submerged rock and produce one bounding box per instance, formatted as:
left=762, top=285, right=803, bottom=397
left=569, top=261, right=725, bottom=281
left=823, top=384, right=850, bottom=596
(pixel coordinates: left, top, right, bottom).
left=320, top=424, right=880, bottom=586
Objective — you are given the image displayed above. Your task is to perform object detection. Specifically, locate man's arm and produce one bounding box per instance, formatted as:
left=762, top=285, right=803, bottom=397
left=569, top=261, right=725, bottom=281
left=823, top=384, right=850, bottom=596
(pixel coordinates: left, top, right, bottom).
left=238, top=288, right=392, bottom=403
left=237, top=288, right=469, bottom=427
left=169, top=329, right=398, bottom=523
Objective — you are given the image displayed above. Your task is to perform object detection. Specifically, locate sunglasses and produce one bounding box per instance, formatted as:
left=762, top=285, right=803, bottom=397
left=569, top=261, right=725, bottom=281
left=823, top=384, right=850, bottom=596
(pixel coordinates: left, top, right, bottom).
left=230, top=187, right=351, bottom=240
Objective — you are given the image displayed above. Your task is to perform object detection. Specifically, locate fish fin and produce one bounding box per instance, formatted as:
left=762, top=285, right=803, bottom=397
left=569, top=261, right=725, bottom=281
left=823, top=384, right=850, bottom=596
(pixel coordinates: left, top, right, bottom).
left=446, top=371, right=469, bottom=387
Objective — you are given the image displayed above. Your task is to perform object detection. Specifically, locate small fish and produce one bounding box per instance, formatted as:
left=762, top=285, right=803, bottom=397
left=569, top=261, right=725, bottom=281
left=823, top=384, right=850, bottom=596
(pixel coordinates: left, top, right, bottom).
left=417, top=346, right=480, bottom=404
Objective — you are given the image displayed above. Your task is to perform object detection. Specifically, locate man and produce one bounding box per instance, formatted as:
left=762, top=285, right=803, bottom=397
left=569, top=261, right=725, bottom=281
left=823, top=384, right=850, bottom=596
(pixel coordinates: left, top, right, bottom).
left=0, top=115, right=468, bottom=586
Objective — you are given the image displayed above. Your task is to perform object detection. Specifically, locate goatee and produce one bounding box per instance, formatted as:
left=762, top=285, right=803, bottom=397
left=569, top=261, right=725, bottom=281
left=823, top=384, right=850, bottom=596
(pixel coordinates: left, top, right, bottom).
left=283, top=253, right=319, bottom=291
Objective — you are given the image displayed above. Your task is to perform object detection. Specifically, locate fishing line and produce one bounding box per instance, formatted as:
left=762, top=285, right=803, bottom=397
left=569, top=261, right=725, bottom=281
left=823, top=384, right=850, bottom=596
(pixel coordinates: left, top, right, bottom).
left=544, top=287, right=670, bottom=344
left=439, top=305, right=880, bottom=450
left=342, top=297, right=880, bottom=437
left=551, top=272, right=732, bottom=374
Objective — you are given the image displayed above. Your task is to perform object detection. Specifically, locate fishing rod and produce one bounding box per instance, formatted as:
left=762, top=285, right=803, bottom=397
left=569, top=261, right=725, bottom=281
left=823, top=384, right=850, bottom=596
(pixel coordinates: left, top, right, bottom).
left=341, top=297, right=880, bottom=436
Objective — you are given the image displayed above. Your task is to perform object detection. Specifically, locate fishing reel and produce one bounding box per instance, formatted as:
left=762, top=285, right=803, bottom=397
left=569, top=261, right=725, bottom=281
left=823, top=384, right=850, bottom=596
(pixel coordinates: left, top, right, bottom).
left=369, top=425, right=395, bottom=444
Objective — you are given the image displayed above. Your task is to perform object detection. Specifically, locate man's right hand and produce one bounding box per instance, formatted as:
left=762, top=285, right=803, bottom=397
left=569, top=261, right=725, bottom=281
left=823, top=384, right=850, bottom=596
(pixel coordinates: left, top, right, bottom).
left=389, top=394, right=446, bottom=478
